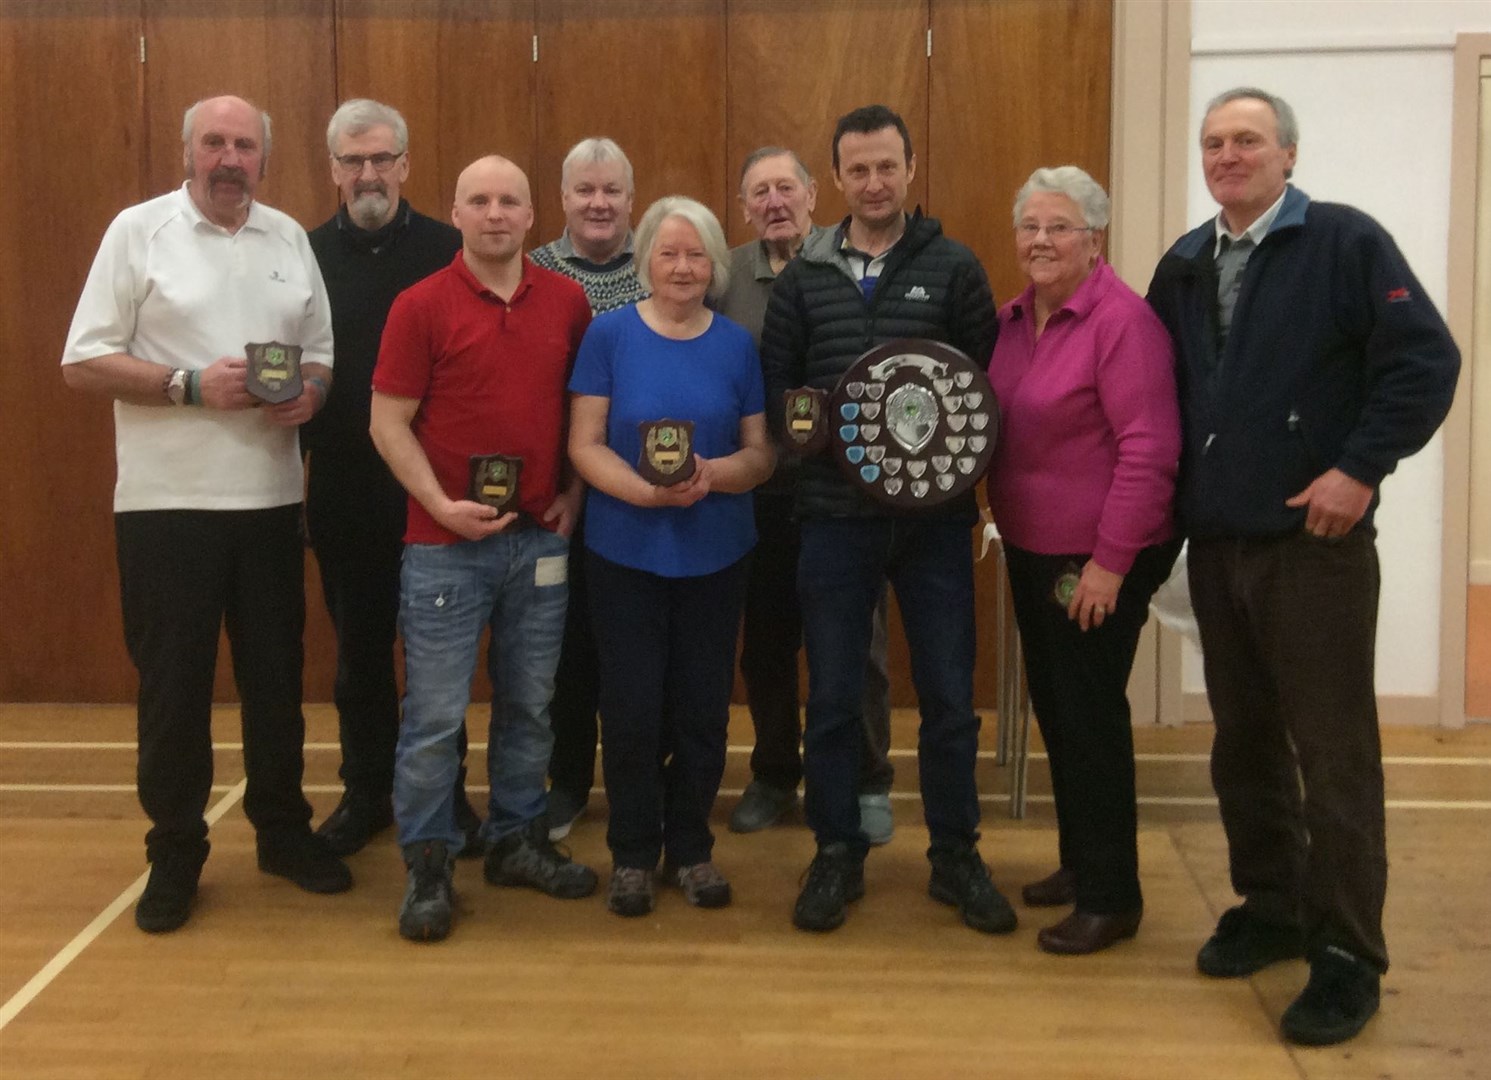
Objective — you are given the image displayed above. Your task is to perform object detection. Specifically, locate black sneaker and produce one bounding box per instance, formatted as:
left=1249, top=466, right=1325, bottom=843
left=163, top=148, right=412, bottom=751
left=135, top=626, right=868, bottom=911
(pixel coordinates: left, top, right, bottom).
left=484, top=819, right=598, bottom=899
left=1196, top=905, right=1306, bottom=978
left=257, top=832, right=353, bottom=894
left=607, top=866, right=654, bottom=917
left=135, top=843, right=208, bottom=934
left=792, top=843, right=865, bottom=932
left=1281, top=946, right=1381, bottom=1045
left=314, top=792, right=394, bottom=857
left=928, top=845, right=1017, bottom=934
left=399, top=840, right=455, bottom=942
left=453, top=790, right=484, bottom=860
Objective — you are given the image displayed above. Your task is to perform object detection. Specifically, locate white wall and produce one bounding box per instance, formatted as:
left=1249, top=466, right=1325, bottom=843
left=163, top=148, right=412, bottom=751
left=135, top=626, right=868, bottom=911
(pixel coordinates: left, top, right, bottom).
left=1179, top=0, right=1491, bottom=700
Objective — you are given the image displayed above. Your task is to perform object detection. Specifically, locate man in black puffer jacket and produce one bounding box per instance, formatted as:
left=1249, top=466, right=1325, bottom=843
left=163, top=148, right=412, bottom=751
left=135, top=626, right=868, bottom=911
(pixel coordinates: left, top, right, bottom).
left=761, top=104, right=1008, bottom=936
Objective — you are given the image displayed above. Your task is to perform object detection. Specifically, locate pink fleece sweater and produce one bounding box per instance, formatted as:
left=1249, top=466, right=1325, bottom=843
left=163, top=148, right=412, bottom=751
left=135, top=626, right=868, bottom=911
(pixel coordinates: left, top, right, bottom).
left=984, top=259, right=1180, bottom=575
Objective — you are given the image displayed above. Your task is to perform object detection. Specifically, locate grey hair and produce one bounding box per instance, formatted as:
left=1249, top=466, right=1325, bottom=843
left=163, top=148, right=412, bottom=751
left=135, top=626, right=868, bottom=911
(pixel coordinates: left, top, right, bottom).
left=1012, top=166, right=1110, bottom=229
left=738, top=146, right=812, bottom=194
left=1202, top=86, right=1300, bottom=150
left=561, top=137, right=634, bottom=194
left=633, top=196, right=731, bottom=301
left=326, top=98, right=409, bottom=155
left=181, top=96, right=272, bottom=162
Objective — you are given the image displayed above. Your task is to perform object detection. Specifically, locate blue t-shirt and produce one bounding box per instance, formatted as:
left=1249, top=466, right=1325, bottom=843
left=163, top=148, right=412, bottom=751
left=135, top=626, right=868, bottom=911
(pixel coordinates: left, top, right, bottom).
left=569, top=305, right=764, bottom=578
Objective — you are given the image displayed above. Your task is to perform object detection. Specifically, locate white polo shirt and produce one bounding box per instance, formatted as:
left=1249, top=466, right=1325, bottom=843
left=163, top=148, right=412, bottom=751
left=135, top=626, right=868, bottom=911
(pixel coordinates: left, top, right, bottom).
left=62, top=183, right=333, bottom=512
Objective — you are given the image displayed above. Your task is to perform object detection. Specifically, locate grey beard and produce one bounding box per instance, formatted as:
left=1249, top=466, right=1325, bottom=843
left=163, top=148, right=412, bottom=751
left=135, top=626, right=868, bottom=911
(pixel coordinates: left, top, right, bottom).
left=349, top=191, right=391, bottom=230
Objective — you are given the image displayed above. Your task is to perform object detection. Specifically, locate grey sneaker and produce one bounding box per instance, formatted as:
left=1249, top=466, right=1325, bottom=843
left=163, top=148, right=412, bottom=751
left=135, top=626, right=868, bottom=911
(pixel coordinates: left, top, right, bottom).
left=670, top=862, right=732, bottom=908
left=484, top=819, right=597, bottom=899
left=858, top=793, right=894, bottom=846
left=729, top=779, right=797, bottom=833
left=545, top=787, right=587, bottom=841
left=608, top=866, right=655, bottom=917
left=399, top=840, right=454, bottom=943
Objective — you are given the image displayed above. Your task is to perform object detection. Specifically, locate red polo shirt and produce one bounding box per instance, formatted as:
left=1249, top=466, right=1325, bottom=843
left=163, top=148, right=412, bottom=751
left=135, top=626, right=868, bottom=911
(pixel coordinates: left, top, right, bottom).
left=374, top=251, right=592, bottom=545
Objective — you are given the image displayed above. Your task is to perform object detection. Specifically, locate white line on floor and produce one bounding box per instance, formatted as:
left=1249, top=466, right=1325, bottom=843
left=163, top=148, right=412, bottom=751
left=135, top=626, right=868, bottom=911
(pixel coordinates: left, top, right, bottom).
left=0, top=779, right=247, bottom=1034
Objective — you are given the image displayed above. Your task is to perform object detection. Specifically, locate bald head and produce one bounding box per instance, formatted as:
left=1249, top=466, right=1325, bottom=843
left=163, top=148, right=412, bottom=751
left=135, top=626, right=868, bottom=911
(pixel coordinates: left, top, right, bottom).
left=182, top=95, right=270, bottom=230
left=452, top=155, right=535, bottom=267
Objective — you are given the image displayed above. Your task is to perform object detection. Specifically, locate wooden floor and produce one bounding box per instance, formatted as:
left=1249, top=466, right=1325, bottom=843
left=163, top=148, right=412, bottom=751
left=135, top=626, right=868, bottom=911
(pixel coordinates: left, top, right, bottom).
left=0, top=704, right=1488, bottom=1079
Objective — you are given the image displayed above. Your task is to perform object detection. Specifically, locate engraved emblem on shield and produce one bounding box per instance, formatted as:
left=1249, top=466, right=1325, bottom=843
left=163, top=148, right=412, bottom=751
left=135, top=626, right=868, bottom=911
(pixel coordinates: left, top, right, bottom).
left=245, top=340, right=304, bottom=404
left=826, top=339, right=1000, bottom=509
left=637, top=419, right=697, bottom=486
left=782, top=387, right=829, bottom=455
left=467, top=453, right=523, bottom=512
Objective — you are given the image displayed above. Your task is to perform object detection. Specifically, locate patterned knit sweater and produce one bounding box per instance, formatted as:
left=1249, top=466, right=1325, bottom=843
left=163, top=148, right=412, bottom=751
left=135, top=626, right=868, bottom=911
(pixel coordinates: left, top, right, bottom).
left=529, top=236, right=648, bottom=314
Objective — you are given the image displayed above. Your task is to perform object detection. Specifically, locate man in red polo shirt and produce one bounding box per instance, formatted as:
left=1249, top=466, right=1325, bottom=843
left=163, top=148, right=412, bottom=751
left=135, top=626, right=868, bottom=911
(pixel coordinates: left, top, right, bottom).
left=370, top=155, right=596, bottom=942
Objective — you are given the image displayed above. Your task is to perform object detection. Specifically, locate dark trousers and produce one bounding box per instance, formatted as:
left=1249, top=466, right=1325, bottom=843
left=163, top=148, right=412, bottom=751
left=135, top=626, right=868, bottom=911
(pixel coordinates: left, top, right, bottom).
left=741, top=492, right=894, bottom=794
left=1188, top=531, right=1388, bottom=973
left=548, top=519, right=601, bottom=800
left=116, top=506, right=313, bottom=861
left=588, top=551, right=748, bottom=870
left=306, top=451, right=404, bottom=801
left=798, top=518, right=981, bottom=859
left=1005, top=541, right=1180, bottom=914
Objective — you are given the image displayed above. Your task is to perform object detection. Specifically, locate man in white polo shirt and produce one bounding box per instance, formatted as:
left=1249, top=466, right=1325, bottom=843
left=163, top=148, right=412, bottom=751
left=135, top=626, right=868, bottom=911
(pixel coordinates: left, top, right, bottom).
left=61, top=94, right=349, bottom=934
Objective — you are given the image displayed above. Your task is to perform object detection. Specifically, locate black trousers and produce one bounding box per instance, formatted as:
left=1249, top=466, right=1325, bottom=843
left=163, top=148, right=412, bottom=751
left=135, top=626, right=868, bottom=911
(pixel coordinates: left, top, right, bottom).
left=547, top=518, right=601, bottom=800
left=1188, top=531, right=1388, bottom=973
left=116, top=506, right=313, bottom=861
left=306, top=449, right=405, bottom=801
left=740, top=492, right=894, bottom=794
left=588, top=551, right=748, bottom=870
left=1004, top=540, right=1180, bottom=914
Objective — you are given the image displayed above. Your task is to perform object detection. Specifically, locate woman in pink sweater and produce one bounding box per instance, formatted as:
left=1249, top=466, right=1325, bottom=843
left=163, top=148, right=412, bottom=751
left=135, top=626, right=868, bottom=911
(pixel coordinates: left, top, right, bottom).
left=985, top=166, right=1181, bottom=955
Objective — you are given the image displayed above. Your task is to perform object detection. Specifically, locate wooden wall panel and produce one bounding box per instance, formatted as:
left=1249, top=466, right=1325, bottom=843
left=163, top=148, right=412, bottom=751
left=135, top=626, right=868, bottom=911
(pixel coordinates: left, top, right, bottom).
left=724, top=0, right=928, bottom=247
left=0, top=0, right=144, bottom=701
left=143, top=0, right=338, bottom=227
left=534, top=0, right=727, bottom=241
left=929, top=0, right=1113, bottom=305
left=336, top=0, right=536, bottom=223
left=929, top=0, right=1112, bottom=710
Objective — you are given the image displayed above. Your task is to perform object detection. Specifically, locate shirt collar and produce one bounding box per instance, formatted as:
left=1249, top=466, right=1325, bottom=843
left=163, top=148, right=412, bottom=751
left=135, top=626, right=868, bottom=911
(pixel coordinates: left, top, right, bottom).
left=750, top=223, right=824, bottom=281
left=336, top=198, right=411, bottom=250
left=1213, top=188, right=1287, bottom=257
left=1007, top=257, right=1113, bottom=323
left=452, top=250, right=533, bottom=304
left=550, top=227, right=635, bottom=262
left=178, top=180, right=267, bottom=234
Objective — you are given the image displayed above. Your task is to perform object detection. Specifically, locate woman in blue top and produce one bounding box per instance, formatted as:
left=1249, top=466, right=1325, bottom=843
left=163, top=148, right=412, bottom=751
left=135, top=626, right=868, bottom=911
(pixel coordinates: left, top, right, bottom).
left=569, top=196, right=774, bottom=917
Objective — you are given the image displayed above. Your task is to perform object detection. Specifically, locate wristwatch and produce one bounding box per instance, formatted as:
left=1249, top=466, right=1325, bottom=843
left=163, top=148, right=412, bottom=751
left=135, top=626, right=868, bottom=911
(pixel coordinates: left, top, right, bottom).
left=164, top=368, right=188, bottom=406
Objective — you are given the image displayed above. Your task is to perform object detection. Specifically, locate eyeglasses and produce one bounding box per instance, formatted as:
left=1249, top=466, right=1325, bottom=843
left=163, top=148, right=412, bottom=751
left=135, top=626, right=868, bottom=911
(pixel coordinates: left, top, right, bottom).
left=333, top=151, right=405, bottom=173
left=1015, top=222, right=1094, bottom=240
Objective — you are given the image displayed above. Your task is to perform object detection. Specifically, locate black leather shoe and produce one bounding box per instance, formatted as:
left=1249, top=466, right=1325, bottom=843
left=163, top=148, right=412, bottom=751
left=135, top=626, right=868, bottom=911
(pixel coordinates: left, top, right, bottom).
left=258, top=833, right=353, bottom=894
left=135, top=842, right=209, bottom=934
left=1037, top=909, right=1142, bottom=955
left=1022, top=867, right=1077, bottom=907
left=314, top=793, right=394, bottom=857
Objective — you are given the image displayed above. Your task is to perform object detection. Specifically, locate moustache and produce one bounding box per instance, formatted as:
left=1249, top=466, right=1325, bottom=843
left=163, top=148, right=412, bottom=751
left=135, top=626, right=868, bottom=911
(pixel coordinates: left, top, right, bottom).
left=353, top=180, right=387, bottom=198
left=208, top=165, right=249, bottom=186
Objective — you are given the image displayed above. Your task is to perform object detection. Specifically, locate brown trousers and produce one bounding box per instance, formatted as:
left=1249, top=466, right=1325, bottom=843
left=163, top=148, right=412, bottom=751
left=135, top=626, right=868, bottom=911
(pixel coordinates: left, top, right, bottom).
left=1188, top=530, right=1388, bottom=973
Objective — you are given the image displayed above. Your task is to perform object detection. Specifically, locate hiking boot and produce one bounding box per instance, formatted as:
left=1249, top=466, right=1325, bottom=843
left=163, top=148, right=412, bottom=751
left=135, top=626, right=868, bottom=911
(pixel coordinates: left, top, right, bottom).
left=1196, top=905, right=1306, bottom=978
left=669, top=862, right=732, bottom=908
left=545, top=787, right=587, bottom=841
left=399, top=840, right=454, bottom=942
left=135, top=843, right=208, bottom=934
left=792, top=843, right=865, bottom=932
left=607, top=866, right=655, bottom=917
left=314, top=792, right=394, bottom=857
left=1280, top=946, right=1381, bottom=1046
left=858, top=793, right=894, bottom=846
left=257, top=832, right=353, bottom=894
left=729, top=780, right=797, bottom=833
left=928, top=845, right=1017, bottom=934
left=484, top=819, right=597, bottom=899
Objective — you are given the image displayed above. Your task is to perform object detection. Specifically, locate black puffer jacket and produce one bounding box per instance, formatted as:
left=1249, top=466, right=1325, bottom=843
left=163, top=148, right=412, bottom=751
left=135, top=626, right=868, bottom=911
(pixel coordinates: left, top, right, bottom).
left=760, top=210, right=997, bottom=520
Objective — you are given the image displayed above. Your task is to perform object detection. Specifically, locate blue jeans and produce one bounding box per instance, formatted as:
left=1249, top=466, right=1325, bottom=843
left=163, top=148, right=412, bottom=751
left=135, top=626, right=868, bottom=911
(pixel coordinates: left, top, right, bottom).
left=393, top=526, right=570, bottom=853
left=798, top=518, right=981, bottom=858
